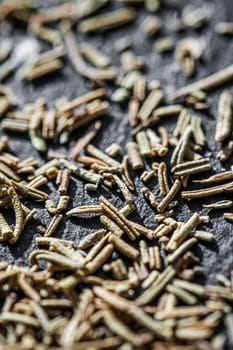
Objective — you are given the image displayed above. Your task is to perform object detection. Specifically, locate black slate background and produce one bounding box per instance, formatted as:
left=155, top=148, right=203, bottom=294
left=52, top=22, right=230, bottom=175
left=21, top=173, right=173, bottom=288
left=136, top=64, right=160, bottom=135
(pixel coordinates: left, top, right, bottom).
left=0, top=0, right=233, bottom=286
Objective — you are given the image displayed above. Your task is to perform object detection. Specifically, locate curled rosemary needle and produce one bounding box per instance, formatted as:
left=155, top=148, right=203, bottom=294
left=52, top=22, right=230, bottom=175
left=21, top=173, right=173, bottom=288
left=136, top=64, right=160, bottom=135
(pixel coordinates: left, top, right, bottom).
left=0, top=212, right=13, bottom=242
left=8, top=187, right=24, bottom=244
left=157, top=179, right=181, bottom=213
left=66, top=205, right=102, bottom=217
left=61, top=21, right=117, bottom=82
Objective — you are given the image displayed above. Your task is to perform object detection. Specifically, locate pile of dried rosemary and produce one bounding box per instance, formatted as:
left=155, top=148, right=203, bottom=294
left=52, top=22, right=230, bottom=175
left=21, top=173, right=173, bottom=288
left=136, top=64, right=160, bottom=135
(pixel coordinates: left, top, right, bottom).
left=0, top=1, right=233, bottom=349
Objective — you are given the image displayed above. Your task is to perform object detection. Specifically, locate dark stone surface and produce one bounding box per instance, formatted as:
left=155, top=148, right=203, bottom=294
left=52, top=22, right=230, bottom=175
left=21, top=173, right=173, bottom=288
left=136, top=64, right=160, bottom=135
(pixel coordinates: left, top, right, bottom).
left=0, top=0, right=232, bottom=286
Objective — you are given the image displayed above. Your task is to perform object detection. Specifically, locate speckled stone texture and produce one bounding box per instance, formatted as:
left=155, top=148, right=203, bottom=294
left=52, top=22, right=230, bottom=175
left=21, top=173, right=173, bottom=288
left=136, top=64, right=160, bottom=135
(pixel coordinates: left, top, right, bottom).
left=0, top=0, right=232, bottom=287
